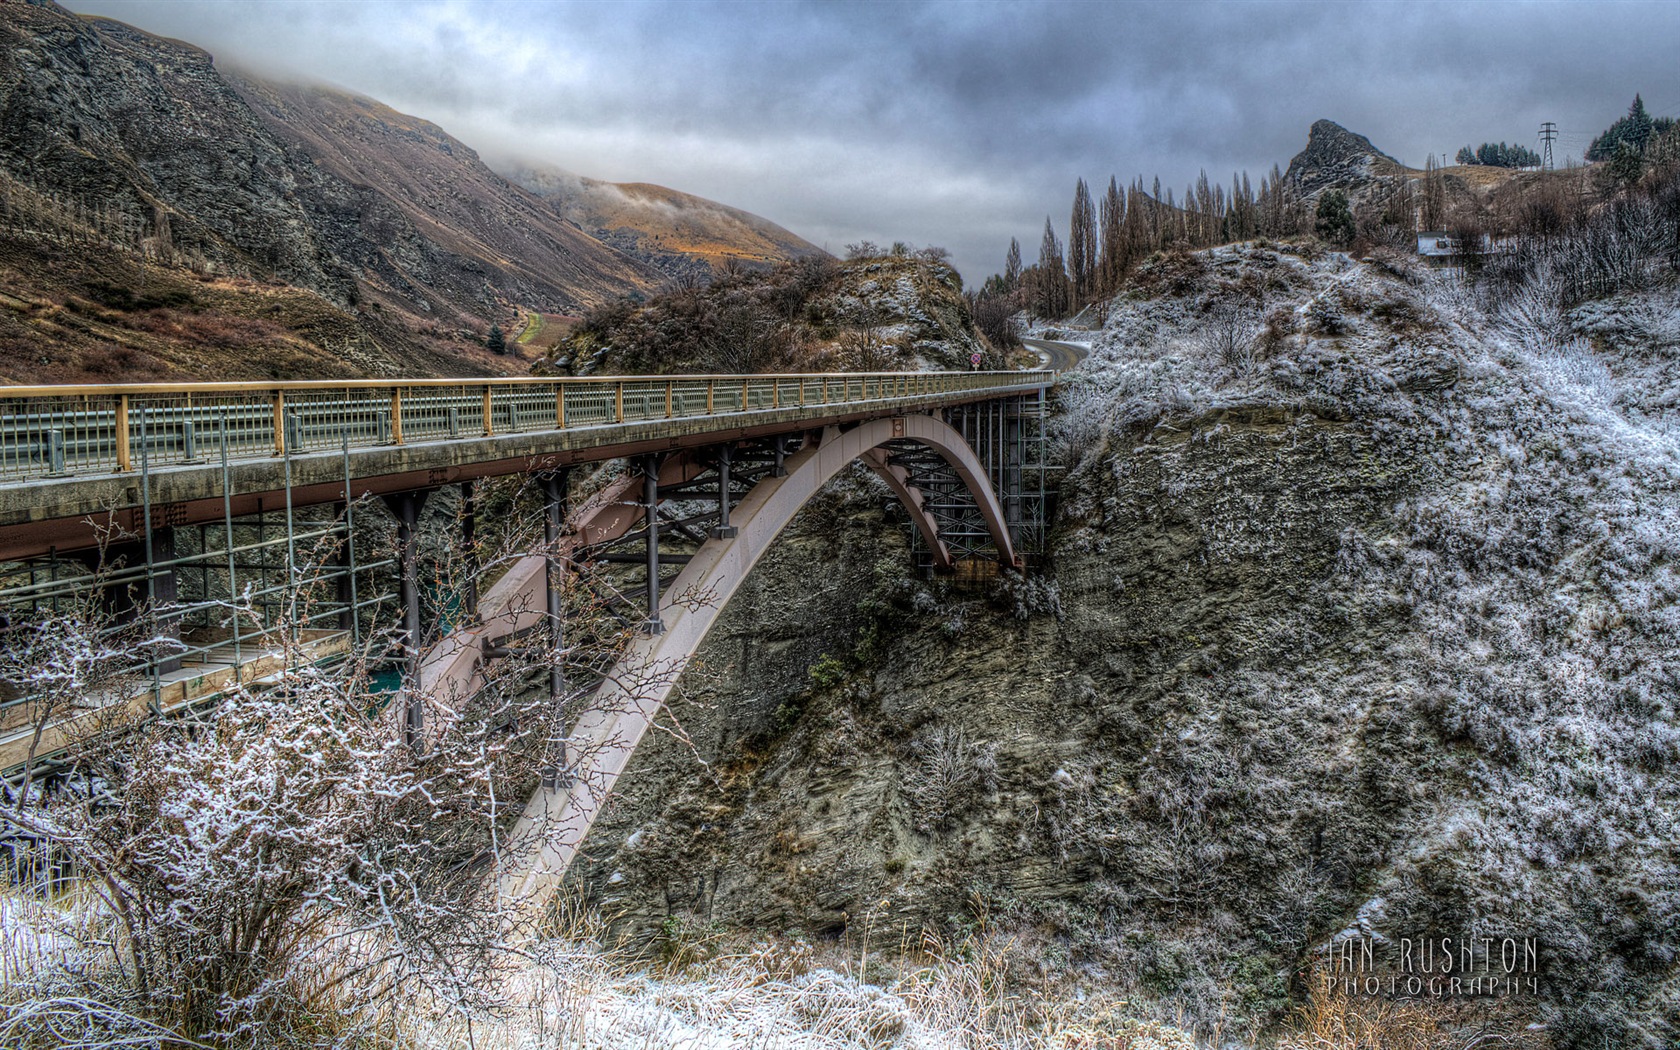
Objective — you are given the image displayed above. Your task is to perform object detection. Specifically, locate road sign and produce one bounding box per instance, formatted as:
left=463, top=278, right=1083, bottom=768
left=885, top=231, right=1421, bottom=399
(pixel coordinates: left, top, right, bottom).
left=969, top=352, right=982, bottom=370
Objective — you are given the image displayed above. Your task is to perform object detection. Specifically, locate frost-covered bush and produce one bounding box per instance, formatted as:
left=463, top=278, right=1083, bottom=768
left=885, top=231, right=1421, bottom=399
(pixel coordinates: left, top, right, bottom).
left=0, top=489, right=627, bottom=1046
left=1, top=650, right=564, bottom=1045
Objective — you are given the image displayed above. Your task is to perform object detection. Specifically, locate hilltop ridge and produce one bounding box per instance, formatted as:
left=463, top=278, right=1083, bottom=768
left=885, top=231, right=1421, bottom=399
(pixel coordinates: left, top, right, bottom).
left=1283, top=118, right=1412, bottom=198
left=501, top=163, right=827, bottom=281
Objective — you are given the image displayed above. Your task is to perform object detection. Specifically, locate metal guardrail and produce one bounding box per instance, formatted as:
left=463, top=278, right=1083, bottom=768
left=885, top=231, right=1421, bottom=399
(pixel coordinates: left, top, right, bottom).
left=0, top=372, right=1043, bottom=484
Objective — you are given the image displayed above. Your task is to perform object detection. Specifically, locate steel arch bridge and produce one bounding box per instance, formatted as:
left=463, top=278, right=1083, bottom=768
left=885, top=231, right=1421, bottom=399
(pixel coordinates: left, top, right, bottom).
left=0, top=369, right=1059, bottom=911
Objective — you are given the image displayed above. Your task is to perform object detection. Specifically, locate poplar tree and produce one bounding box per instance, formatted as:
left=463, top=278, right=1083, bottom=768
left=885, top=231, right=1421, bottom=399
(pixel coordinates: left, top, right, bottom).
left=1098, top=176, right=1125, bottom=297
left=1003, top=237, right=1022, bottom=292
left=1067, top=178, right=1097, bottom=314
left=1034, top=217, right=1069, bottom=319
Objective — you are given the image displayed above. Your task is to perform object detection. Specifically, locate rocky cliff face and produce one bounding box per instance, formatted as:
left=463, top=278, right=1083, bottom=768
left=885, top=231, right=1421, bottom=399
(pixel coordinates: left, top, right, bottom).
left=1284, top=119, right=1411, bottom=199
left=572, top=245, right=1680, bottom=1046
left=224, top=77, right=662, bottom=320
left=0, top=3, right=353, bottom=299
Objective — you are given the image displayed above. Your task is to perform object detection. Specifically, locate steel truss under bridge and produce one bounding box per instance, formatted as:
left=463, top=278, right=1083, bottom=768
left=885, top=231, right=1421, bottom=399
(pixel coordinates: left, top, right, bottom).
left=0, top=368, right=1062, bottom=912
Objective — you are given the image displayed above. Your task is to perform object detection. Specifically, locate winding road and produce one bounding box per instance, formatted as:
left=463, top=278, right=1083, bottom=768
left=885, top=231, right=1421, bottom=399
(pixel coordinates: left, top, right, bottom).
left=1022, top=336, right=1090, bottom=372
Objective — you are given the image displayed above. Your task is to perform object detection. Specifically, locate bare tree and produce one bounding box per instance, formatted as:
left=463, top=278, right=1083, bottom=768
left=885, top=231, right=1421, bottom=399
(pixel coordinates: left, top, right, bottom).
left=1032, top=217, right=1069, bottom=319
left=1068, top=178, right=1097, bottom=313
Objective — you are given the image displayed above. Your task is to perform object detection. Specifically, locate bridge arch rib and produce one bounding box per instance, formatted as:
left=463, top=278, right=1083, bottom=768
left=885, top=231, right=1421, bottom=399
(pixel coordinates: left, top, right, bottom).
left=415, top=412, right=1019, bottom=910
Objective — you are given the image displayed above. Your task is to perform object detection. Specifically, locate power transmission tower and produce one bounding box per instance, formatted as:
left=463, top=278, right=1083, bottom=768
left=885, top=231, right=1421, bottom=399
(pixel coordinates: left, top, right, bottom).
left=1540, top=122, right=1557, bottom=171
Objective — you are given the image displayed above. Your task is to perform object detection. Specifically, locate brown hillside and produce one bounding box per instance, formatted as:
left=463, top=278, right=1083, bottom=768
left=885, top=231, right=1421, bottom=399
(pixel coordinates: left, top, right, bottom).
left=224, top=76, right=664, bottom=320
left=502, top=164, right=827, bottom=279
left=0, top=2, right=692, bottom=381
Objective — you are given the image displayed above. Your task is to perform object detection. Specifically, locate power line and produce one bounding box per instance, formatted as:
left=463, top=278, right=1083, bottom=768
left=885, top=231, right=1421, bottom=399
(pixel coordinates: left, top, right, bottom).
left=1540, top=121, right=1557, bottom=171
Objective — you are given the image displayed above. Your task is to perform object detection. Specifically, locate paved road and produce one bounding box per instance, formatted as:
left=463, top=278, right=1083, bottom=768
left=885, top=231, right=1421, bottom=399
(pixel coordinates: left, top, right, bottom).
left=1022, top=337, right=1090, bottom=372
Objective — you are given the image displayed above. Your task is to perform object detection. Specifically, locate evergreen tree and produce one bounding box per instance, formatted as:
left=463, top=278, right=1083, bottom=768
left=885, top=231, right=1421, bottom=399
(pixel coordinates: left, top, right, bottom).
left=1456, top=146, right=1478, bottom=165
left=1588, top=94, right=1673, bottom=160
left=1604, top=139, right=1646, bottom=189
left=487, top=324, right=506, bottom=354
left=1315, top=189, right=1355, bottom=246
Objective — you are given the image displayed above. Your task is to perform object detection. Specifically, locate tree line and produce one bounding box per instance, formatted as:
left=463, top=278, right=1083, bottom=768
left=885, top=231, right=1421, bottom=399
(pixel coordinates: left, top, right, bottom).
left=983, top=93, right=1680, bottom=325
left=980, top=166, right=1312, bottom=321
left=1455, top=142, right=1542, bottom=168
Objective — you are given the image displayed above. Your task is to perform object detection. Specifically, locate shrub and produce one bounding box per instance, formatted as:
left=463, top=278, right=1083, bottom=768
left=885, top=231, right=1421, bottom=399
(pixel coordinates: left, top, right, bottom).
left=809, top=652, right=847, bottom=689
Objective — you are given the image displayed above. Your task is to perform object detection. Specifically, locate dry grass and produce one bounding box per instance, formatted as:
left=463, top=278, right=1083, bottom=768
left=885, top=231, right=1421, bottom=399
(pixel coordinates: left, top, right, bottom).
left=1276, top=968, right=1549, bottom=1050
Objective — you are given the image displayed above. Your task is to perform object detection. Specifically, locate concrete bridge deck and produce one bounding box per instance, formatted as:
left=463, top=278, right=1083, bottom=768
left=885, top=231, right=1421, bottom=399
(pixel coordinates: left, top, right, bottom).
left=0, top=371, right=1049, bottom=560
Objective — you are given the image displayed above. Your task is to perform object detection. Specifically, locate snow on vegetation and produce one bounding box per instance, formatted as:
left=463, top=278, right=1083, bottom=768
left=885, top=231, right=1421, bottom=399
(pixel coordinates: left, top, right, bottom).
left=1051, top=236, right=1680, bottom=1045
left=3, top=885, right=1198, bottom=1049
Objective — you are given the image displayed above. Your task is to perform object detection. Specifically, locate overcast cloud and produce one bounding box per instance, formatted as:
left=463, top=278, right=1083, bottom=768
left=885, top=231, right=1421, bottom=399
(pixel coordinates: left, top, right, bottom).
left=66, top=0, right=1680, bottom=286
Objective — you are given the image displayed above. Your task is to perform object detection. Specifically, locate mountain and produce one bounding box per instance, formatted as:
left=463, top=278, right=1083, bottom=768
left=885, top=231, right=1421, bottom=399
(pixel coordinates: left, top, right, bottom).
left=501, top=164, right=827, bottom=280
left=1283, top=118, right=1413, bottom=199
left=0, top=1, right=823, bottom=382
left=222, top=76, right=662, bottom=320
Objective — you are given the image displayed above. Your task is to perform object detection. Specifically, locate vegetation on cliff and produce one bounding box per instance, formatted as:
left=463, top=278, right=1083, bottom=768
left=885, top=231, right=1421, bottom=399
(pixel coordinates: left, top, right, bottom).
left=544, top=246, right=1009, bottom=377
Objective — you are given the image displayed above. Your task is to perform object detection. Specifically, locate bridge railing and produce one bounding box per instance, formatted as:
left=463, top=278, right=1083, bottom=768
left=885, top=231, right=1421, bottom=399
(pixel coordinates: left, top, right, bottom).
left=0, top=371, right=1041, bottom=483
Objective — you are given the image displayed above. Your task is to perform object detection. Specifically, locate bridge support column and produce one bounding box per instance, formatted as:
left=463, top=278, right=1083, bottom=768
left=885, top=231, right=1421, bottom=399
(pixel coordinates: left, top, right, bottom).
left=384, top=490, right=430, bottom=748
left=1004, top=411, right=1023, bottom=548
left=333, top=501, right=355, bottom=634
left=460, top=482, right=478, bottom=622
left=641, top=454, right=664, bottom=635
left=710, top=445, right=737, bottom=540
left=148, top=527, right=182, bottom=676
left=539, top=470, right=568, bottom=703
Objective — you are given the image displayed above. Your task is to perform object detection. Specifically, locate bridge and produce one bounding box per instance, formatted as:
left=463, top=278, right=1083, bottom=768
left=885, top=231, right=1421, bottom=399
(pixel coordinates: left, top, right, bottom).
left=0, top=368, right=1058, bottom=911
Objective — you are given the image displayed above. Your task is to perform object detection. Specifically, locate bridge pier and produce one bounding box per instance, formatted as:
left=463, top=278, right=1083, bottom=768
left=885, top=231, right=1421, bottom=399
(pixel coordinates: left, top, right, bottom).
left=640, top=455, right=664, bottom=635
left=539, top=470, right=569, bottom=702
left=710, top=444, right=737, bottom=540
left=383, top=489, right=431, bottom=748
left=460, top=482, right=478, bottom=622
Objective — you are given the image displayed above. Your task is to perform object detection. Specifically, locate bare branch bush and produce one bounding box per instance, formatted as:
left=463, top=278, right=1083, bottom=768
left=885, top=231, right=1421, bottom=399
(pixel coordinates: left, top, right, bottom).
left=1193, top=294, right=1263, bottom=376
left=0, top=482, right=677, bottom=1047
left=900, top=727, right=995, bottom=834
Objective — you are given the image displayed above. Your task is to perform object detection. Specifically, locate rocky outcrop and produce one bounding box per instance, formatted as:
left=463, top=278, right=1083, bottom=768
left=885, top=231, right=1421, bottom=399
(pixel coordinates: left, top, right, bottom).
left=1284, top=119, right=1410, bottom=199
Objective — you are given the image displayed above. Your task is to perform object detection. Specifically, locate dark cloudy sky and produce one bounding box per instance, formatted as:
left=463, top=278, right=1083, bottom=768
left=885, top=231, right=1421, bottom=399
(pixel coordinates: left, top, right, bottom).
left=67, top=0, right=1680, bottom=285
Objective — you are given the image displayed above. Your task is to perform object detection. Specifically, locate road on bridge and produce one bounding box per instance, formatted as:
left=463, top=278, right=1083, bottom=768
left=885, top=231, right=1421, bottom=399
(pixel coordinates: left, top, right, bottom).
left=1022, top=337, right=1090, bottom=372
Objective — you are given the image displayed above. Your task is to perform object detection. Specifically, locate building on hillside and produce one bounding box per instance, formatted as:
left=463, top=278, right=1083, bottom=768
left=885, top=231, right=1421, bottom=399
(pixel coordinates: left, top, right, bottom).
left=1416, top=230, right=1512, bottom=266
left=1417, top=231, right=1457, bottom=259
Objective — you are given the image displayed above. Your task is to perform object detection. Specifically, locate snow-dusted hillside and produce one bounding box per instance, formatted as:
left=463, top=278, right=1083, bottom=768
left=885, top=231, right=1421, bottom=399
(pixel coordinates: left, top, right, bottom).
left=1056, top=242, right=1680, bottom=1043
left=577, top=238, right=1680, bottom=1047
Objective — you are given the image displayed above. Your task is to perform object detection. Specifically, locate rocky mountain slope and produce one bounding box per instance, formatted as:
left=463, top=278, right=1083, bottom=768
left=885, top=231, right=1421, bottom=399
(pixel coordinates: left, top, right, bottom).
left=1284, top=119, right=1413, bottom=198
left=0, top=1, right=822, bottom=382
left=502, top=164, right=827, bottom=280
left=570, top=242, right=1680, bottom=1046
left=224, top=75, right=662, bottom=324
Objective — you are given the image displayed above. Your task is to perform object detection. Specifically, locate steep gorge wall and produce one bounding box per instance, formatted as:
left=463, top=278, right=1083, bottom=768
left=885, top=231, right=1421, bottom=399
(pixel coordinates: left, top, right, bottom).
left=570, top=246, right=1680, bottom=1045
